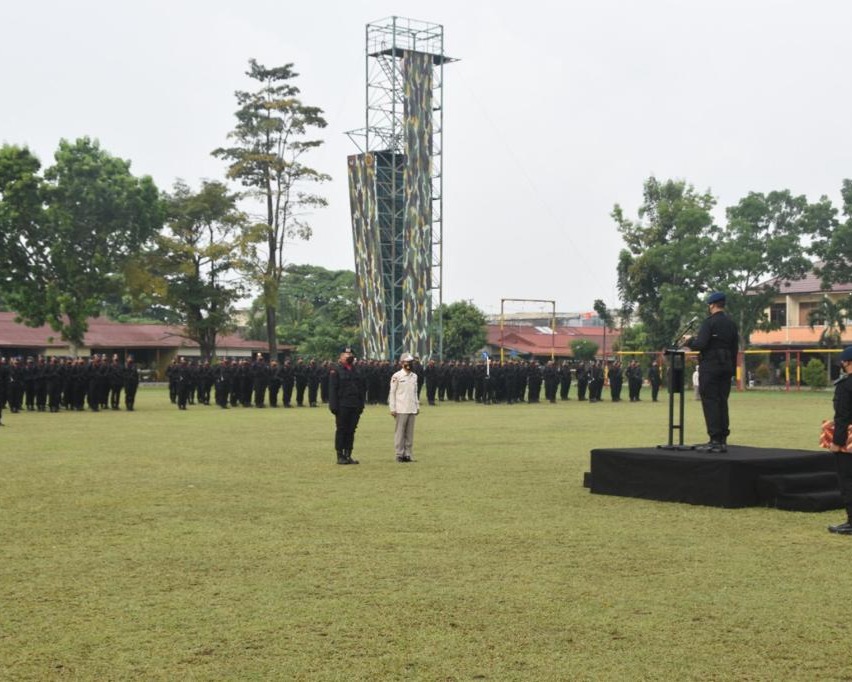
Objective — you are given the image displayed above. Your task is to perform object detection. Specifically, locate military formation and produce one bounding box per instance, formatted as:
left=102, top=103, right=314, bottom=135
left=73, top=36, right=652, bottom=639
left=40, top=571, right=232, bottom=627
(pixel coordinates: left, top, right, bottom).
left=0, top=351, right=669, bottom=426
left=0, top=354, right=140, bottom=422
left=160, top=355, right=668, bottom=411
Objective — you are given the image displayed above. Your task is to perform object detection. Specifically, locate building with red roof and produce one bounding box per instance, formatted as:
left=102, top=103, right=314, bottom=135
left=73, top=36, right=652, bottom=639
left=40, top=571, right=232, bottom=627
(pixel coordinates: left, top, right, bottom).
left=485, top=320, right=621, bottom=361
left=0, top=312, right=291, bottom=378
left=749, top=270, right=852, bottom=349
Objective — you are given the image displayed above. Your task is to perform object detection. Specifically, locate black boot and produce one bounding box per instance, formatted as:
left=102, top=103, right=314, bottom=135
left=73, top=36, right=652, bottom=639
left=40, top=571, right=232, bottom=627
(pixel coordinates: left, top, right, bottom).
left=345, top=449, right=359, bottom=465
left=337, top=450, right=349, bottom=465
left=695, top=441, right=727, bottom=453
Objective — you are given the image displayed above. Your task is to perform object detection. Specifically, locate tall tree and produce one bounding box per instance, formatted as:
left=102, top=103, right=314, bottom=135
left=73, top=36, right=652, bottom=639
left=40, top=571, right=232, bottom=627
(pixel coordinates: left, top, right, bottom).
left=439, top=301, right=487, bottom=360
left=811, top=179, right=851, bottom=286
left=213, top=59, right=331, bottom=357
left=136, top=180, right=247, bottom=359
left=613, top=177, right=719, bottom=350
left=707, top=190, right=820, bottom=348
left=245, top=264, right=360, bottom=359
left=807, top=295, right=851, bottom=348
left=0, top=145, right=43, bottom=289
left=593, top=299, right=615, bottom=359
left=0, top=138, right=161, bottom=350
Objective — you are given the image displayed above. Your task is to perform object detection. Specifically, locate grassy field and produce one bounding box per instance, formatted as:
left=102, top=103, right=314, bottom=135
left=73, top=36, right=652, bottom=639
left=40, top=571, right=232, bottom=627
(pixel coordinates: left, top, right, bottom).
left=1, top=388, right=850, bottom=681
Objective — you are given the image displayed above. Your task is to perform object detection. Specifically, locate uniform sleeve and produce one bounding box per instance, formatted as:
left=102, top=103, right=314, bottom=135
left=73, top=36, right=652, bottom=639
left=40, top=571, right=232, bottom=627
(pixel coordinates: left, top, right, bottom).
left=388, top=374, right=397, bottom=412
left=328, top=369, right=338, bottom=412
left=687, top=319, right=712, bottom=351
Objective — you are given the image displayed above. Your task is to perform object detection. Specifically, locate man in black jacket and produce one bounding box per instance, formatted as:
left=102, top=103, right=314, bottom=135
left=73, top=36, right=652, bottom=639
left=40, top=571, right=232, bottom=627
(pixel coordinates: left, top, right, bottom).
left=828, top=346, right=852, bottom=535
left=686, top=292, right=739, bottom=452
left=328, top=347, right=366, bottom=465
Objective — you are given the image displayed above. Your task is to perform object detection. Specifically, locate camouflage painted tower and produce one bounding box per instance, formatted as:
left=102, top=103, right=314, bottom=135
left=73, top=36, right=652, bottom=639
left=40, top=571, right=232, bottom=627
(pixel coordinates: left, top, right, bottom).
left=347, top=17, right=454, bottom=360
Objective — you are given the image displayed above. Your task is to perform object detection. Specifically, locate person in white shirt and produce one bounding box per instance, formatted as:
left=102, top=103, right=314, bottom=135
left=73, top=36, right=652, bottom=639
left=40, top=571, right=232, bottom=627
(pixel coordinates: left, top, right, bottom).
left=389, top=352, right=420, bottom=462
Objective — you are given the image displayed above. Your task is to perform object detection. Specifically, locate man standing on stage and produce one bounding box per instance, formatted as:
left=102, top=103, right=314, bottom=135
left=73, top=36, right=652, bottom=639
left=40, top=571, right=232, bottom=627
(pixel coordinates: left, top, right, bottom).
left=328, top=347, right=366, bottom=465
left=686, top=291, right=739, bottom=452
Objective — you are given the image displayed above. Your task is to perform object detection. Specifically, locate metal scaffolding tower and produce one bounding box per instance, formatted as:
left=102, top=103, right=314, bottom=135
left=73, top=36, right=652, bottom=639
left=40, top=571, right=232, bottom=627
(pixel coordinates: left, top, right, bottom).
left=347, top=16, right=455, bottom=360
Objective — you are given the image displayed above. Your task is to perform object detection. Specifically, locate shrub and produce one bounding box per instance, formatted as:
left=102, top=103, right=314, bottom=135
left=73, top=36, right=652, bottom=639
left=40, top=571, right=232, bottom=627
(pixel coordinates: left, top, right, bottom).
left=802, top=358, right=828, bottom=389
left=754, top=363, right=771, bottom=384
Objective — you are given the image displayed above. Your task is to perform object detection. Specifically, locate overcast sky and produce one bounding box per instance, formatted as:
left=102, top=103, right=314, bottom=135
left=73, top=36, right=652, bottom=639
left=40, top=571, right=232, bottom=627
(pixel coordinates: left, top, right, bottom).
left=3, top=0, right=851, bottom=316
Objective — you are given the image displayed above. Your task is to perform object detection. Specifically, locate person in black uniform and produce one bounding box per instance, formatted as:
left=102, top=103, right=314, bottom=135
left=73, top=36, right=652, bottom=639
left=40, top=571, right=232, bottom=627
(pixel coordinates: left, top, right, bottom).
left=307, top=359, right=320, bottom=407
left=686, top=291, right=739, bottom=452
left=281, top=358, right=295, bottom=407
left=294, top=359, right=308, bottom=407
left=328, top=347, right=366, bottom=465
left=608, top=360, right=623, bottom=402
left=828, top=346, right=852, bottom=535
left=34, top=356, right=48, bottom=411
left=124, top=355, right=140, bottom=411
left=424, top=359, right=438, bottom=406
left=252, top=354, right=268, bottom=408
left=46, top=357, right=62, bottom=412
left=626, top=359, right=642, bottom=402
left=543, top=360, right=559, bottom=403
left=576, top=362, right=589, bottom=401
left=589, top=360, right=605, bottom=402
left=108, top=354, right=124, bottom=410
left=176, top=357, right=191, bottom=410
left=0, top=356, right=8, bottom=425
left=559, top=361, right=572, bottom=400
left=648, top=360, right=662, bottom=402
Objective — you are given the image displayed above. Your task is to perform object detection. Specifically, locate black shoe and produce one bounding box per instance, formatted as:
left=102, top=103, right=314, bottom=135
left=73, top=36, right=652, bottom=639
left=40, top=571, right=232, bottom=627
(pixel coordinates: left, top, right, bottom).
left=396, top=455, right=414, bottom=463
left=828, top=522, right=852, bottom=535
left=345, top=450, right=359, bottom=465
left=695, top=441, right=727, bottom=453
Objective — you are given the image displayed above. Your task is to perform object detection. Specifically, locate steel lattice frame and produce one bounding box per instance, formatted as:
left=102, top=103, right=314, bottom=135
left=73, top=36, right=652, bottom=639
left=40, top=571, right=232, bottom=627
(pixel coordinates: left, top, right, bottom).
left=347, top=16, right=454, bottom=361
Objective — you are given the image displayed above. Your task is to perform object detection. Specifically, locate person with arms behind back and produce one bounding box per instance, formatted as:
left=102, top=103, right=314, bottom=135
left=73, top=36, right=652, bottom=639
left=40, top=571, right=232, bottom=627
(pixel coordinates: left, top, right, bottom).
left=828, top=346, right=852, bottom=535
left=328, top=347, right=366, bottom=465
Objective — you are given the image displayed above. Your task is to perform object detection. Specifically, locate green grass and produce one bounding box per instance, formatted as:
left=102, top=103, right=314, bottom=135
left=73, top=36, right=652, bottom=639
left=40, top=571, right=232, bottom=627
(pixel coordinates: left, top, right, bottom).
left=2, top=388, right=850, bottom=680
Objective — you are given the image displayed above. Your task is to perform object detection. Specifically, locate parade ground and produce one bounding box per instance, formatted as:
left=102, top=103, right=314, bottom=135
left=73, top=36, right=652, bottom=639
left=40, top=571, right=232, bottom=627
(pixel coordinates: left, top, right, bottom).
left=2, top=389, right=850, bottom=680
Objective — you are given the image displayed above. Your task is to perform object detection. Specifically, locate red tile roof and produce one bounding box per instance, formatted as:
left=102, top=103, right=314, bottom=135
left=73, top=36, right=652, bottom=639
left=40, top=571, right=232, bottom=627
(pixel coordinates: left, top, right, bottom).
left=486, top=324, right=620, bottom=357
left=0, top=312, right=284, bottom=351
left=759, top=270, right=852, bottom=295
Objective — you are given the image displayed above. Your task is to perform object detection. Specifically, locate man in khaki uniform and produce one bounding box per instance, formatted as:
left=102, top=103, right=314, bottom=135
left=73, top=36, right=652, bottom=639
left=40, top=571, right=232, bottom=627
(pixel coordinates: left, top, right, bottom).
left=389, top=353, right=420, bottom=462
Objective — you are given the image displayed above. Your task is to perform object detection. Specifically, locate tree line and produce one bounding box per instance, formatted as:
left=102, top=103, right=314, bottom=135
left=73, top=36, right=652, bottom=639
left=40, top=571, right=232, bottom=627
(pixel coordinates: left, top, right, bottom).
left=613, top=176, right=852, bottom=352
left=0, top=59, right=329, bottom=359
left=5, top=61, right=848, bottom=360
left=0, top=58, right=489, bottom=361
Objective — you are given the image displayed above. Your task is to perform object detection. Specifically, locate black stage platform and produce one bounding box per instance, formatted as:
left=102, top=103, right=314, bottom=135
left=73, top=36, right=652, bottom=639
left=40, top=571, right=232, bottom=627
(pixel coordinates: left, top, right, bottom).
left=587, top=445, right=843, bottom=511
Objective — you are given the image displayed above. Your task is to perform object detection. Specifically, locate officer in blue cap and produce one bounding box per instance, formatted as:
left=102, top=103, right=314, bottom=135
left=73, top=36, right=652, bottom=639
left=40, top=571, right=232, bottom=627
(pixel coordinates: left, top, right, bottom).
left=828, top=346, right=852, bottom=534
left=685, top=292, right=739, bottom=452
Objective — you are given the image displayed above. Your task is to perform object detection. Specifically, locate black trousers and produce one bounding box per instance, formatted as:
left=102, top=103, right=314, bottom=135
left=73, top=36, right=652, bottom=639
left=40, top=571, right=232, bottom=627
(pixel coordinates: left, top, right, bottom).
left=836, top=453, right=852, bottom=523
left=177, top=384, right=189, bottom=409
left=699, top=364, right=732, bottom=442
left=125, top=382, right=138, bottom=409
left=334, top=407, right=362, bottom=452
